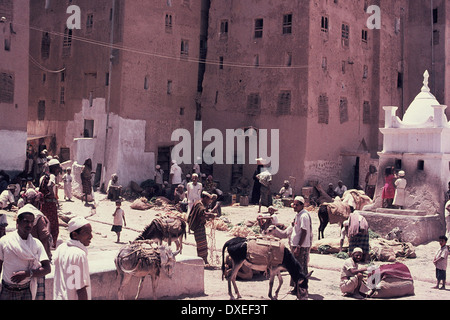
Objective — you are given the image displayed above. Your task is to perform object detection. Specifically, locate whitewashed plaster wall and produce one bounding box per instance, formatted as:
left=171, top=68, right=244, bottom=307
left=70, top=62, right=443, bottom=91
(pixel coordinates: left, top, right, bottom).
left=69, top=98, right=155, bottom=187
left=0, top=130, right=27, bottom=171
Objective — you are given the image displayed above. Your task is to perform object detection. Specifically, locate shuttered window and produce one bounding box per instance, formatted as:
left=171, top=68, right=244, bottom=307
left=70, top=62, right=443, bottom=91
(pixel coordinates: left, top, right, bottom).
left=277, top=91, right=291, bottom=115
left=0, top=72, right=14, bottom=104
left=318, top=94, right=329, bottom=124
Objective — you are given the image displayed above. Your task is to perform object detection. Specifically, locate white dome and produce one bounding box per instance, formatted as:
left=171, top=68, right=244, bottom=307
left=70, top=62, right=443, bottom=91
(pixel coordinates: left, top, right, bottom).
left=402, top=71, right=441, bottom=125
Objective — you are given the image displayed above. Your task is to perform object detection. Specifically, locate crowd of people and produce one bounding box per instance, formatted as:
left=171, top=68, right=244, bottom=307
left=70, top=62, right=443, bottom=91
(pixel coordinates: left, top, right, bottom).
left=0, top=152, right=449, bottom=300
left=0, top=149, right=95, bottom=300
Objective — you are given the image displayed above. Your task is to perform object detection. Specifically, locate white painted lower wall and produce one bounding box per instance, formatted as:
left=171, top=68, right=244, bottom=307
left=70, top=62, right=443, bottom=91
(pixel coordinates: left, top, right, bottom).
left=0, top=130, right=27, bottom=171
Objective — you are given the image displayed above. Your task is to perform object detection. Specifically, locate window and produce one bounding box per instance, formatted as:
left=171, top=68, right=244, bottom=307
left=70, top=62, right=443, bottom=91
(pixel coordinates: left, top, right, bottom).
left=282, top=14, right=292, bottom=34
left=397, top=72, right=403, bottom=88
left=144, top=76, right=149, bottom=90
left=363, top=65, right=368, bottom=79
left=254, top=54, right=259, bottom=68
left=361, top=29, right=368, bottom=43
left=433, top=8, right=438, bottom=24
left=417, top=160, right=424, bottom=171
left=4, top=37, right=10, bottom=51
left=84, top=120, right=94, bottom=138
left=219, top=56, right=224, bottom=69
left=433, top=30, right=439, bottom=45
left=322, top=57, right=327, bottom=70
left=247, top=93, right=261, bottom=116
left=254, top=19, right=263, bottom=38
left=341, top=23, right=349, bottom=47
left=86, top=13, right=94, bottom=30
left=277, top=91, right=291, bottom=115
left=363, top=101, right=370, bottom=124
left=0, top=72, right=14, bottom=104
left=165, top=14, right=173, bottom=31
left=41, top=32, right=51, bottom=59
left=105, top=72, right=109, bottom=86
left=285, top=52, right=292, bottom=67
left=59, top=86, right=65, bottom=105
left=339, top=97, right=348, bottom=124
left=220, top=20, right=228, bottom=38
left=318, top=94, right=329, bottom=124
left=61, top=71, right=65, bottom=82
left=321, top=16, right=328, bottom=32
left=341, top=60, right=346, bottom=74
left=38, top=100, right=45, bottom=120
left=62, top=27, right=72, bottom=57
left=180, top=39, right=189, bottom=57
left=395, top=159, right=402, bottom=170
left=167, top=80, right=172, bottom=94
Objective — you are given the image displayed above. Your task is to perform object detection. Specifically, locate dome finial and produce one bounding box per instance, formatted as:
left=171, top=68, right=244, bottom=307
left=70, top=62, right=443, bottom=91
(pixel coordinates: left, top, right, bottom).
left=421, top=70, right=430, bottom=92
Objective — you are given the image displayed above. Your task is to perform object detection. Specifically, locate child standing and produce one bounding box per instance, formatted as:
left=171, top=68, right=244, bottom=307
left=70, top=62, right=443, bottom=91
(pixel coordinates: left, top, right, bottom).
left=433, top=235, right=449, bottom=290
left=62, top=168, right=73, bottom=201
left=111, top=199, right=126, bottom=243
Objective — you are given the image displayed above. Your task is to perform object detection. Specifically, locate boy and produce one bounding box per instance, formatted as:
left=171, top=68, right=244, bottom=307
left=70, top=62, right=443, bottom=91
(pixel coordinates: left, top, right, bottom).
left=111, top=200, right=126, bottom=243
left=62, top=168, right=73, bottom=201
left=433, top=235, right=449, bottom=290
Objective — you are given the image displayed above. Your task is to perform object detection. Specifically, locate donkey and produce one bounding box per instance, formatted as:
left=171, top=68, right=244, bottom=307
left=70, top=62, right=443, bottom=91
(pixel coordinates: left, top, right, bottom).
left=222, top=237, right=313, bottom=300
left=136, top=216, right=187, bottom=253
left=115, top=240, right=179, bottom=300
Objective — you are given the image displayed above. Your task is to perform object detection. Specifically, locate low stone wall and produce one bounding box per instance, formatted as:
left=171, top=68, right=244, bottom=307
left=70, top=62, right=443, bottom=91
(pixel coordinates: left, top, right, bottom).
left=358, top=210, right=445, bottom=245
left=45, top=252, right=205, bottom=300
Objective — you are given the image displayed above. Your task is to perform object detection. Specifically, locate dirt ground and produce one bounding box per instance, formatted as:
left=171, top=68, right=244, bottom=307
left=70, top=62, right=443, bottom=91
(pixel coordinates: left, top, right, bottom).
left=4, top=190, right=449, bottom=301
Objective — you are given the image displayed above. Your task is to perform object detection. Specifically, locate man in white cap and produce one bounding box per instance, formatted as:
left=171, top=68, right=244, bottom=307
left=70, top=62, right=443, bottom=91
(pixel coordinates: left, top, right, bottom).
left=340, top=247, right=369, bottom=298
left=53, top=216, right=92, bottom=300
left=290, top=196, right=312, bottom=277
left=0, top=205, right=51, bottom=300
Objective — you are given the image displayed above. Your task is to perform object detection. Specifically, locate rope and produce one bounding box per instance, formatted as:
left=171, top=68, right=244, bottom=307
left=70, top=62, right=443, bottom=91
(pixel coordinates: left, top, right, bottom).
left=207, top=225, right=221, bottom=266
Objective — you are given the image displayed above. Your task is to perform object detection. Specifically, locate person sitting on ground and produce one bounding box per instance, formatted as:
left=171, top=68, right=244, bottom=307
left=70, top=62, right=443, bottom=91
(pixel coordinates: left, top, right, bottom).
left=279, top=180, right=293, bottom=198
left=0, top=185, right=16, bottom=210
left=106, top=174, right=122, bottom=201
left=334, top=180, right=347, bottom=198
left=257, top=206, right=280, bottom=234
left=340, top=247, right=369, bottom=298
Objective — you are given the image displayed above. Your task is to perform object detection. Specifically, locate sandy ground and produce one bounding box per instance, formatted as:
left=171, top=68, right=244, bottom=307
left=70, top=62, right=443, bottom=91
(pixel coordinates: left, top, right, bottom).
left=4, top=190, right=449, bottom=301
